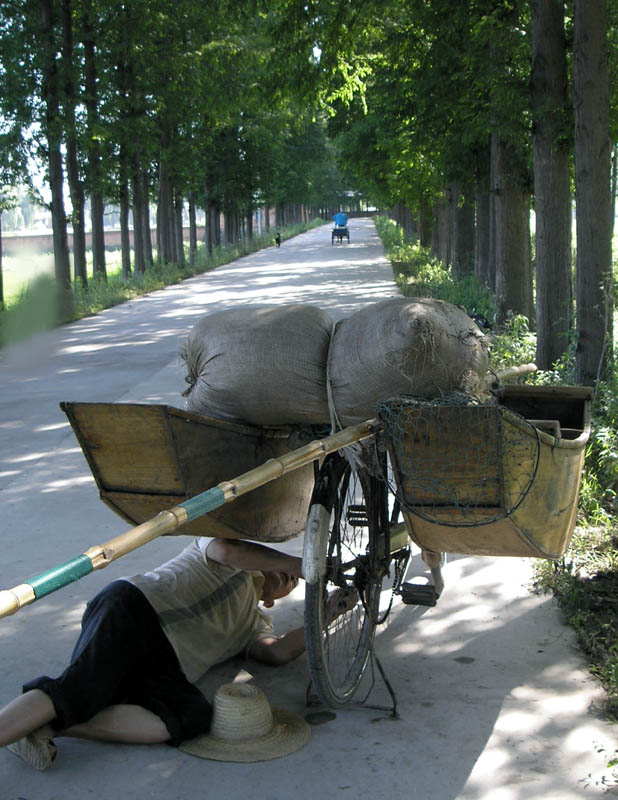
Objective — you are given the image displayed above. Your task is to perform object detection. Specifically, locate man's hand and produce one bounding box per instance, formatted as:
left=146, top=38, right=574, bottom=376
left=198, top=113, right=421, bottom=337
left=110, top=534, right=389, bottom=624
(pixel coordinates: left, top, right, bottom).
left=206, top=539, right=303, bottom=578
left=324, top=587, right=359, bottom=626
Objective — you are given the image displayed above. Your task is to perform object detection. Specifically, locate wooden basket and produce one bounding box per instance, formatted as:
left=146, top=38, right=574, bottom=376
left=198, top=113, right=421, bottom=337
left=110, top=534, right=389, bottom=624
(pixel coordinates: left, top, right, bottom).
left=60, top=402, right=314, bottom=543
left=381, top=386, right=593, bottom=559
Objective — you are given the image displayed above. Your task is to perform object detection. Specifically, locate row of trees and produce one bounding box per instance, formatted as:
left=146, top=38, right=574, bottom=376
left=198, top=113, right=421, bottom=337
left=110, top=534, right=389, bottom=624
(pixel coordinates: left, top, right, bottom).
left=2, top=1, right=616, bottom=385
left=282, top=0, right=616, bottom=384
left=0, top=0, right=348, bottom=312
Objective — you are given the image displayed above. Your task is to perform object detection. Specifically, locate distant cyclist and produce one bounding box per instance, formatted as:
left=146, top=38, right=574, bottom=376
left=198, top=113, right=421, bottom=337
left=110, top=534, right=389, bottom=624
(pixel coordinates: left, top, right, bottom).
left=333, top=212, right=348, bottom=228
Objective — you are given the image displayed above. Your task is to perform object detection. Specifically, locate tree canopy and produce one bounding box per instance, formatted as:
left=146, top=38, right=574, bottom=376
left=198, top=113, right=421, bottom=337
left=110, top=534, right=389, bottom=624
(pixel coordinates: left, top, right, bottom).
left=1, top=0, right=617, bottom=382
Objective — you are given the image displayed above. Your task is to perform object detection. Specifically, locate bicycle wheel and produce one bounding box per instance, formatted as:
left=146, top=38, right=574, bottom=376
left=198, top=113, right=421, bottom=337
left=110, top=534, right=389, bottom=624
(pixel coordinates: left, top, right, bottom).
left=304, top=452, right=386, bottom=707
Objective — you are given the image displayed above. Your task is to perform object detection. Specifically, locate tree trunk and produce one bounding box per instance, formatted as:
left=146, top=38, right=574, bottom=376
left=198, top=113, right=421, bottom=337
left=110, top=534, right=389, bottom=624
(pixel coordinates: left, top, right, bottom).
left=610, top=145, right=618, bottom=242
left=118, top=143, right=131, bottom=276
left=475, top=185, right=490, bottom=285
left=488, top=147, right=497, bottom=295
left=175, top=192, right=185, bottom=267
left=156, top=202, right=162, bottom=263
left=531, top=0, right=573, bottom=369
left=573, top=0, right=613, bottom=383
left=141, top=169, right=153, bottom=267
left=246, top=204, right=253, bottom=240
left=90, top=192, right=106, bottom=279
left=430, top=205, right=440, bottom=258
left=83, top=10, right=106, bottom=280
left=451, top=183, right=475, bottom=278
left=131, top=158, right=145, bottom=273
left=119, top=177, right=131, bottom=278
left=493, top=135, right=533, bottom=326
left=437, top=188, right=452, bottom=266
left=207, top=202, right=221, bottom=250
left=158, top=158, right=175, bottom=263
left=62, top=0, right=87, bottom=287
left=66, top=152, right=87, bottom=286
left=40, top=0, right=72, bottom=319
left=215, top=205, right=221, bottom=246
left=224, top=209, right=235, bottom=244
left=206, top=203, right=214, bottom=253
left=189, top=193, right=197, bottom=265
left=418, top=197, right=432, bottom=247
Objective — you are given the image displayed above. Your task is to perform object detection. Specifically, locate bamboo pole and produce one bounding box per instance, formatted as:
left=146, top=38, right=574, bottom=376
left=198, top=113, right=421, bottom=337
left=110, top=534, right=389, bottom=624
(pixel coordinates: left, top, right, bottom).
left=0, top=418, right=380, bottom=620
left=496, top=363, right=538, bottom=382
left=485, top=362, right=538, bottom=391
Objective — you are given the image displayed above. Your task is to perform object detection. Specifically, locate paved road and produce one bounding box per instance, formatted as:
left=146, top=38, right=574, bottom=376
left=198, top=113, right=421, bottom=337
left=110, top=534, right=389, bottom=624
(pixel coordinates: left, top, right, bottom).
left=0, top=219, right=615, bottom=798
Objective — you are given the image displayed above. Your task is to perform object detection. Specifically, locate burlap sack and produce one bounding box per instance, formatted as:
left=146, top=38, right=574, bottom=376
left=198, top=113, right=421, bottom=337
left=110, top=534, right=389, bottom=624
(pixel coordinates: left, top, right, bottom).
left=328, top=297, right=489, bottom=425
left=181, top=304, right=333, bottom=425
left=181, top=298, right=488, bottom=427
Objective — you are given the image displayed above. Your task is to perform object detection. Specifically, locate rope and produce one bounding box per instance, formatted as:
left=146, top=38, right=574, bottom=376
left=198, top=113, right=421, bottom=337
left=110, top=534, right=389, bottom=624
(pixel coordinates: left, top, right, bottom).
left=325, top=318, right=344, bottom=433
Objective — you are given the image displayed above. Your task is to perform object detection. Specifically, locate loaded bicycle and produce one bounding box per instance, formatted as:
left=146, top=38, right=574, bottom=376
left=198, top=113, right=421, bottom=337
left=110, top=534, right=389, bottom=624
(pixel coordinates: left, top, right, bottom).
left=0, top=373, right=592, bottom=709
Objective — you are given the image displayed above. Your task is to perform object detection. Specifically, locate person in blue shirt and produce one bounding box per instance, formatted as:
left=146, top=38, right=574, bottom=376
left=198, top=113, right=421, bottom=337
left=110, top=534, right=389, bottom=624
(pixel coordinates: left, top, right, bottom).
left=333, top=212, right=348, bottom=228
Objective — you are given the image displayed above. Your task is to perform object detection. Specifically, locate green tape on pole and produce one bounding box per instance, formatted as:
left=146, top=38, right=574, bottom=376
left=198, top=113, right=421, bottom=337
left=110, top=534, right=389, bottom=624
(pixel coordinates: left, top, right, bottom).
left=180, top=487, right=226, bottom=521
left=29, top=554, right=94, bottom=599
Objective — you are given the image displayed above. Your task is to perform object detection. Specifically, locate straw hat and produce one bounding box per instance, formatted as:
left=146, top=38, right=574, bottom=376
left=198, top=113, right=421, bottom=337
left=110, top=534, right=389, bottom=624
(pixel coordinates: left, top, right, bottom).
left=179, top=683, right=311, bottom=762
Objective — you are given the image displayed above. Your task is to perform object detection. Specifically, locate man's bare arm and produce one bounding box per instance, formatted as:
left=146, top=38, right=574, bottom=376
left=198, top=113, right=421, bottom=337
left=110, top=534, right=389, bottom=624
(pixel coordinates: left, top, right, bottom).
left=248, top=628, right=306, bottom=666
left=247, top=588, right=358, bottom=667
left=206, top=538, right=303, bottom=578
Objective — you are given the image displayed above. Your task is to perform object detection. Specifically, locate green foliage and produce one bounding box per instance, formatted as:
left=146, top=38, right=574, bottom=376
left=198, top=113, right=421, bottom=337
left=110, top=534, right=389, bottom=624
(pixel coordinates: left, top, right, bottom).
left=531, top=358, right=618, bottom=717
left=583, top=372, right=618, bottom=518
left=375, top=215, right=493, bottom=319
left=0, top=274, right=58, bottom=345
left=488, top=313, right=537, bottom=371
left=374, top=214, right=404, bottom=250
left=534, top=527, right=618, bottom=719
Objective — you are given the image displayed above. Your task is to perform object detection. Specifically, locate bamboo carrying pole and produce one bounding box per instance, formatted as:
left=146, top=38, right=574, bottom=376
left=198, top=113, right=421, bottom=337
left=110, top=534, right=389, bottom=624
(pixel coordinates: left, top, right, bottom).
left=496, top=363, right=538, bottom=382
left=0, top=418, right=381, bottom=621
left=484, top=362, right=537, bottom=391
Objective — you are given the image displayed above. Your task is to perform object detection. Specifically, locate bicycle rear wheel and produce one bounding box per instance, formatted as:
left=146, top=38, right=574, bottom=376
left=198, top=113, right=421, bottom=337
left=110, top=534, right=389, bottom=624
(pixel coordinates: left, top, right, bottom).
left=304, top=453, right=386, bottom=707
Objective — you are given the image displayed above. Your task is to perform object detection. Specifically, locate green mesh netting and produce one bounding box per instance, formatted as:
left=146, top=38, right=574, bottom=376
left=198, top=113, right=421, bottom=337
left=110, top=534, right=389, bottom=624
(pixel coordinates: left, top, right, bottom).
left=375, top=393, right=541, bottom=527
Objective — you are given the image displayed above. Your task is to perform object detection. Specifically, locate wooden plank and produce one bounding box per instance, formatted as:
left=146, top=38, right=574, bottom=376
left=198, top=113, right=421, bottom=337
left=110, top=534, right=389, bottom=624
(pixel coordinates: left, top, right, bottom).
left=64, top=403, right=183, bottom=494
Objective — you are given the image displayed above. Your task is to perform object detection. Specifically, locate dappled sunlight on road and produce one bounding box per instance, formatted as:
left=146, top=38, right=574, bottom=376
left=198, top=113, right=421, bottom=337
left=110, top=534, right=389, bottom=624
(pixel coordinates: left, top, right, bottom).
left=41, top=474, right=95, bottom=493
left=35, top=421, right=71, bottom=432
left=0, top=218, right=397, bottom=517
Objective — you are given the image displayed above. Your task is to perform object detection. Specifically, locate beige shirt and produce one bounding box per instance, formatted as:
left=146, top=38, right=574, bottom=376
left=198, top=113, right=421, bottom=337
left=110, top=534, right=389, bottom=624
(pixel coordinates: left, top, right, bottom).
left=125, top=538, right=273, bottom=683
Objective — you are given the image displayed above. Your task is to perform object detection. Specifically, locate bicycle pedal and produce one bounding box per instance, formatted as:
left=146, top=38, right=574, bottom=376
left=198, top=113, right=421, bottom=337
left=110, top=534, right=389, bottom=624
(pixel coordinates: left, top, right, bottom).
left=399, top=582, right=439, bottom=607
left=346, top=504, right=369, bottom=526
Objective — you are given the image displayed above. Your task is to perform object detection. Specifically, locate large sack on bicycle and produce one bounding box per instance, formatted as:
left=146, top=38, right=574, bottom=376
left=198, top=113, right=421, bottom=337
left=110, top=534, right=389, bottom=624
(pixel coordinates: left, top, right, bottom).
left=181, top=304, right=333, bottom=425
left=329, top=297, right=489, bottom=426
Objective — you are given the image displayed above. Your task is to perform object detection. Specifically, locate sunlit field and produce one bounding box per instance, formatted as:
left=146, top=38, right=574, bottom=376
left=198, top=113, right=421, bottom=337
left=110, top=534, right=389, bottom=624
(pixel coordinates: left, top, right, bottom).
left=3, top=247, right=138, bottom=305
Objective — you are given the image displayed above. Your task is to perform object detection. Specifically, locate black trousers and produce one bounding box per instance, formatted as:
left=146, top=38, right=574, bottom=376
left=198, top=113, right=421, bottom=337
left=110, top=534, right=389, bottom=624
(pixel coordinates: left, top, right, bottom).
left=24, top=580, right=212, bottom=746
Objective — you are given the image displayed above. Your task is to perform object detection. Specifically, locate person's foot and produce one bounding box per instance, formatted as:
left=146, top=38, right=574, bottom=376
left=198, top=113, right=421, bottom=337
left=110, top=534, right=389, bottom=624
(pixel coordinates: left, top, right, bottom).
left=7, top=723, right=57, bottom=770
left=325, top=586, right=360, bottom=625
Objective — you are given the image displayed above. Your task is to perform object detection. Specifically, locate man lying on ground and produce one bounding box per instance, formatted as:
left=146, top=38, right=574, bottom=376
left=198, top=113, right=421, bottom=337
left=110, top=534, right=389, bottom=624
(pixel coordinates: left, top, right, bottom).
left=0, top=537, right=352, bottom=770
